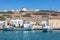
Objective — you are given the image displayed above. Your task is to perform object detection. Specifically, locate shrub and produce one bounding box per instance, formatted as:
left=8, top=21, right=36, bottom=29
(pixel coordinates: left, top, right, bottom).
left=22, top=14, right=31, bottom=17
left=0, top=16, right=6, bottom=21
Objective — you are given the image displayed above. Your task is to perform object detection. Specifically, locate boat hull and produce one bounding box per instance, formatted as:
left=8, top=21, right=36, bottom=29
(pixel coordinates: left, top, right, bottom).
left=42, top=28, right=48, bottom=32
left=3, top=28, right=32, bottom=31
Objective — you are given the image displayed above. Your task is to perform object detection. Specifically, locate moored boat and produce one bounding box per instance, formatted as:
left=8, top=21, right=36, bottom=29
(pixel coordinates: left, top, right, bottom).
left=3, top=21, right=32, bottom=31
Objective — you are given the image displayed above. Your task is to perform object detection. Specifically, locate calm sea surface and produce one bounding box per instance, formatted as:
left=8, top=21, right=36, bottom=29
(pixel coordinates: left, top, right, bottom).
left=0, top=30, right=60, bottom=40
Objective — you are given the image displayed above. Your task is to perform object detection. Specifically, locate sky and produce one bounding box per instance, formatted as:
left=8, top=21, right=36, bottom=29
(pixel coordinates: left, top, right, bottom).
left=0, top=0, right=60, bottom=10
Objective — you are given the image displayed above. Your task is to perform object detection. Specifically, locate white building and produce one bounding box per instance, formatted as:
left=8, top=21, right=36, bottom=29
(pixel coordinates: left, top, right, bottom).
left=22, top=7, right=27, bottom=11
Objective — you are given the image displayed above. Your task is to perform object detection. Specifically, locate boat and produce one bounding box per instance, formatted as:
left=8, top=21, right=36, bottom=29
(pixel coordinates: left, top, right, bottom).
left=3, top=22, right=32, bottom=31
left=41, top=20, right=48, bottom=32
left=42, top=27, right=48, bottom=32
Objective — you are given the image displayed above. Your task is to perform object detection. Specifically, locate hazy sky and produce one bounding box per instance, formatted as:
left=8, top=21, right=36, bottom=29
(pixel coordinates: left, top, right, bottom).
left=0, top=0, right=60, bottom=10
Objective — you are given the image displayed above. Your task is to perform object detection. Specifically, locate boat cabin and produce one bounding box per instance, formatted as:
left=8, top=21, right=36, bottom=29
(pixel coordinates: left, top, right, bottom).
left=0, top=21, right=7, bottom=29
left=9, top=19, right=23, bottom=27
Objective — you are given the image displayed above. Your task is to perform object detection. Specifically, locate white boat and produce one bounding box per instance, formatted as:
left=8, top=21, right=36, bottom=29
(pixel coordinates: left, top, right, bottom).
left=41, top=20, right=48, bottom=32
left=10, top=19, right=23, bottom=27
left=3, top=21, right=32, bottom=31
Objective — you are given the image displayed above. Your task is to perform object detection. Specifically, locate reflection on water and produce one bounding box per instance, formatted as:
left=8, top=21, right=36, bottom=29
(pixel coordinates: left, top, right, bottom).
left=0, top=30, right=60, bottom=40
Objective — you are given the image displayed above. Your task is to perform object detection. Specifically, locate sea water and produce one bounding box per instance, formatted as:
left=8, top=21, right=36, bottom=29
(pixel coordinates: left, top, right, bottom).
left=0, top=30, right=60, bottom=40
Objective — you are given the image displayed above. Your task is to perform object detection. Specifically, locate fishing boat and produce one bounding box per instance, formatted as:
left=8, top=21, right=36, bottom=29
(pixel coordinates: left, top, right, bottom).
left=3, top=22, right=32, bottom=31
left=41, top=20, right=48, bottom=32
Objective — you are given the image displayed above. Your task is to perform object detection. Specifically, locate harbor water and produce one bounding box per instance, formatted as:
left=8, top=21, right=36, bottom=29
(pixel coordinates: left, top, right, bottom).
left=0, top=30, right=60, bottom=40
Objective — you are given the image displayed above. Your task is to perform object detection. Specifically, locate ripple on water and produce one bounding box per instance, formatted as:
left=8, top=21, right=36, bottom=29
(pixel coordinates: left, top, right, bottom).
left=0, top=30, right=60, bottom=40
